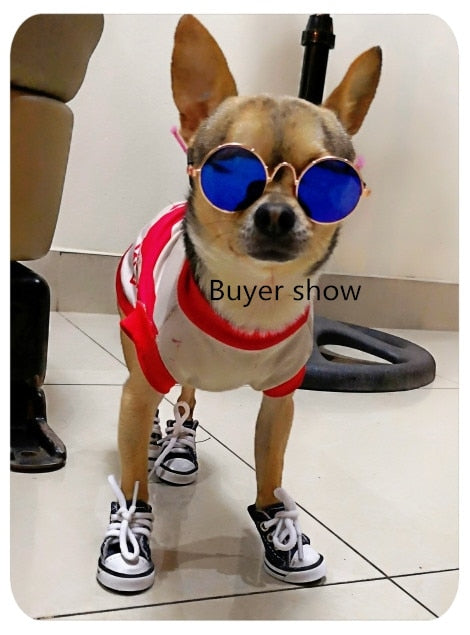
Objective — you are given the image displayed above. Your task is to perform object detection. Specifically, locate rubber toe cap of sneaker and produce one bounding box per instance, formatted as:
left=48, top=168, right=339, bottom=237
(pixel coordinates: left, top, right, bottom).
left=290, top=544, right=323, bottom=569
left=102, top=553, right=154, bottom=576
left=163, top=457, right=195, bottom=474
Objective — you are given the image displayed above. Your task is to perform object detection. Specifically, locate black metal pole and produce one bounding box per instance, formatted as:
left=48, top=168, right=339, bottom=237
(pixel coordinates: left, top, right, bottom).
left=298, top=14, right=335, bottom=105
left=298, top=16, right=436, bottom=394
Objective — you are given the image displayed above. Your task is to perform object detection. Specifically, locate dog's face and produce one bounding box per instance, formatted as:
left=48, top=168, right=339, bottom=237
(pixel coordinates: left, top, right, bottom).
left=186, top=95, right=355, bottom=281
left=172, top=15, right=381, bottom=287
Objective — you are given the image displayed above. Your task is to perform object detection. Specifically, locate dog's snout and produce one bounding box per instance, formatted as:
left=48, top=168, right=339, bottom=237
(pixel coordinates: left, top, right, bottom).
left=254, top=203, right=296, bottom=238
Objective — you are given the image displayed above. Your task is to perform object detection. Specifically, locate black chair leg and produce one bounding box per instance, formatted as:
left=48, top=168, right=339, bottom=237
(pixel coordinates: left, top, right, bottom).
left=10, top=261, right=66, bottom=472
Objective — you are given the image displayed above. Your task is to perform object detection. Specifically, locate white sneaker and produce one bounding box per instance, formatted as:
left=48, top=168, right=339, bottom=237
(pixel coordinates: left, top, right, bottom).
left=97, top=475, right=155, bottom=593
left=149, top=402, right=199, bottom=486
left=248, top=488, right=326, bottom=585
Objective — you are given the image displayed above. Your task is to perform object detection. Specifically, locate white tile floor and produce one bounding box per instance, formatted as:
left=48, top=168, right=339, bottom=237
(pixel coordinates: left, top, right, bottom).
left=10, top=312, right=459, bottom=622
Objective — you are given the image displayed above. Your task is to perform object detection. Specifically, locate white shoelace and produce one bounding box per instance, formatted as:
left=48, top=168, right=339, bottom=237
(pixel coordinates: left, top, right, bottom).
left=262, top=487, right=304, bottom=561
left=149, top=401, right=195, bottom=475
left=105, top=475, right=154, bottom=564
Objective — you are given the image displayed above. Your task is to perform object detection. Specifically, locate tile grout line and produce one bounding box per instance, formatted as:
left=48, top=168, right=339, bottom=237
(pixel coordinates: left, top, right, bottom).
left=195, top=423, right=441, bottom=618
left=385, top=580, right=439, bottom=618
left=391, top=568, right=458, bottom=580
left=57, top=312, right=127, bottom=367
left=35, top=582, right=361, bottom=619
left=29, top=578, right=395, bottom=620
left=51, top=320, right=451, bottom=619
left=38, top=570, right=457, bottom=620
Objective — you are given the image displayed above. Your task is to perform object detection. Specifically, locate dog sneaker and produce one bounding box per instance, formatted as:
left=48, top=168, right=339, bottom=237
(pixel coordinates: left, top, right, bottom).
left=150, top=401, right=199, bottom=486
left=97, top=475, right=155, bottom=593
left=248, top=487, right=326, bottom=585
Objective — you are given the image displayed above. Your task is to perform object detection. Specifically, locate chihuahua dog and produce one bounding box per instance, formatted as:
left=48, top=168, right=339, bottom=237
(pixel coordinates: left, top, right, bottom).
left=97, top=15, right=381, bottom=593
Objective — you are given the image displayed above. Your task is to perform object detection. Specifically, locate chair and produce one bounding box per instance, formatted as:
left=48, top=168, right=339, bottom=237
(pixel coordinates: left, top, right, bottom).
left=10, top=14, right=104, bottom=472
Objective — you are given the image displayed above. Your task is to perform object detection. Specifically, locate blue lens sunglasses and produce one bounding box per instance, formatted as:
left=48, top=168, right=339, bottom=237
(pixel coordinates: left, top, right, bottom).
left=187, top=143, right=369, bottom=225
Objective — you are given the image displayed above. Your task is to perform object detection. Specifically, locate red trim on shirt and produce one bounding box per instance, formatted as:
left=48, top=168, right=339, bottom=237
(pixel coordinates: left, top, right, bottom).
left=120, top=301, right=176, bottom=394
left=136, top=203, right=187, bottom=316
left=116, top=250, right=133, bottom=316
left=177, top=259, right=310, bottom=351
left=115, top=204, right=187, bottom=395
left=263, top=365, right=306, bottom=398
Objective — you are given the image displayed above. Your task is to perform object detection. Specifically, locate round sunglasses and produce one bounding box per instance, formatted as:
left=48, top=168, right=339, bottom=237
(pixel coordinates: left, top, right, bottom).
left=187, top=143, right=368, bottom=224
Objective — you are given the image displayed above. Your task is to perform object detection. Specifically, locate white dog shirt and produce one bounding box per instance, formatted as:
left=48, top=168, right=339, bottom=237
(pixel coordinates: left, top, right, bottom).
left=117, top=202, right=313, bottom=397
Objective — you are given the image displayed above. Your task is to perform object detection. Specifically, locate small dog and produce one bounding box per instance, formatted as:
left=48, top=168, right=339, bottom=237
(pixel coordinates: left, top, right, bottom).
left=97, top=15, right=381, bottom=593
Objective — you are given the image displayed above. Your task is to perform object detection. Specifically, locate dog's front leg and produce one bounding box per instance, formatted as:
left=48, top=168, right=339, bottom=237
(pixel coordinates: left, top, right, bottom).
left=118, top=327, right=164, bottom=502
left=97, top=332, right=162, bottom=592
left=254, top=392, right=294, bottom=509
left=118, top=371, right=163, bottom=502
left=250, top=391, right=326, bottom=584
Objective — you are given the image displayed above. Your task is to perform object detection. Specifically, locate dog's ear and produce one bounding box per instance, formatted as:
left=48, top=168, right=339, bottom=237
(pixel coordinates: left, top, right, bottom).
left=171, top=15, right=237, bottom=144
left=323, top=46, right=382, bottom=135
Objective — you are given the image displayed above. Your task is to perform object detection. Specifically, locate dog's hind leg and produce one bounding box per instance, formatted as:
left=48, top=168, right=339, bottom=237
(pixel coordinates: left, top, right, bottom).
left=153, top=385, right=199, bottom=486
left=176, top=385, right=196, bottom=417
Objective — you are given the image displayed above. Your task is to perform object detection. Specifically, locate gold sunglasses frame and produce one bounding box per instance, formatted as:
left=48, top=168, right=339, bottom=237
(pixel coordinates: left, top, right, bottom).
left=187, top=143, right=369, bottom=225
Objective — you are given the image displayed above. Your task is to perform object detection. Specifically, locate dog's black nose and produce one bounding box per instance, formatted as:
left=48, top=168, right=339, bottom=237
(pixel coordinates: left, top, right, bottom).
left=254, top=203, right=296, bottom=237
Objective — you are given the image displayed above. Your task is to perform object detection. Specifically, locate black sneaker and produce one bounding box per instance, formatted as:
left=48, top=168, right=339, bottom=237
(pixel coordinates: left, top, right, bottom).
left=97, top=476, right=155, bottom=593
left=150, top=402, right=199, bottom=486
left=248, top=487, right=326, bottom=585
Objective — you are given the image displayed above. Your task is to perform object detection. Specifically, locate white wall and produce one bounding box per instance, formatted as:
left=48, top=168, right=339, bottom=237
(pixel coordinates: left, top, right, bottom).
left=54, top=14, right=458, bottom=284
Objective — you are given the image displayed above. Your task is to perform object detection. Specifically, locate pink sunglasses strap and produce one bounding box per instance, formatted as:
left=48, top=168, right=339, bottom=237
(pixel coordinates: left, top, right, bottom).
left=354, top=155, right=365, bottom=170
left=171, top=125, right=188, bottom=154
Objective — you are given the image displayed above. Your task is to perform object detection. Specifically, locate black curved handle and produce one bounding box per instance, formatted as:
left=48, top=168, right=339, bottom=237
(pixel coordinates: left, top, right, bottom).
left=301, top=316, right=436, bottom=392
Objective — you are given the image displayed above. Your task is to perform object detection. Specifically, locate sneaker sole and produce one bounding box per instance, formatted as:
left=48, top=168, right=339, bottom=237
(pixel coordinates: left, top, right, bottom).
left=263, top=554, right=326, bottom=585
left=96, top=562, right=155, bottom=593
left=155, top=464, right=197, bottom=486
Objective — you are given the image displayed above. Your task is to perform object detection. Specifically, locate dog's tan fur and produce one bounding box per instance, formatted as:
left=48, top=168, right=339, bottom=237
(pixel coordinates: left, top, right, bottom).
left=118, top=15, right=381, bottom=510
